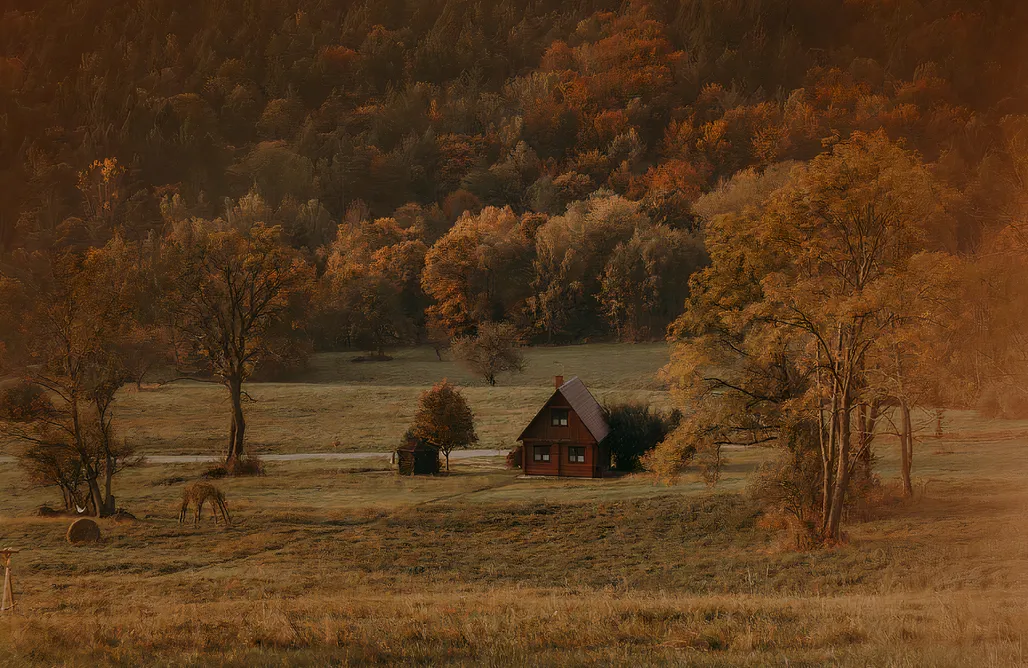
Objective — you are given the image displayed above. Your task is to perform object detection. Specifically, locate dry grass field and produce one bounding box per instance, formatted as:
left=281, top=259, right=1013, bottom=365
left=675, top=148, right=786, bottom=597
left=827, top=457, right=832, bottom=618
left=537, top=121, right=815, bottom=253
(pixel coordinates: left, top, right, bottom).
left=0, top=345, right=1026, bottom=666
left=112, top=344, right=671, bottom=455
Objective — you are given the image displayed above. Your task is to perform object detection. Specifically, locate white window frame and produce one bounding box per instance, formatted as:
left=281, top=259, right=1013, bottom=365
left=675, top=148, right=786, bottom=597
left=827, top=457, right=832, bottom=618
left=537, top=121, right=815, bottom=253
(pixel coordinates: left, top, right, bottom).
left=551, top=408, right=569, bottom=427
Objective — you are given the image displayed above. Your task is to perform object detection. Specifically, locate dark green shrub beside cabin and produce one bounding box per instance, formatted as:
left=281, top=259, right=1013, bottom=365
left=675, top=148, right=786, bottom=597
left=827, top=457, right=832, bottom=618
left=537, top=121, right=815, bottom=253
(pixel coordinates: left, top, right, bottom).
left=603, top=403, right=682, bottom=472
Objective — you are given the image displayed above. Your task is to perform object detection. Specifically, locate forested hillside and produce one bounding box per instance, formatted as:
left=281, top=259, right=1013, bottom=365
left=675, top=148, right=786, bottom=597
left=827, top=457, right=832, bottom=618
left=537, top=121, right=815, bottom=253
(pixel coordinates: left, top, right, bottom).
left=1, top=0, right=1027, bottom=347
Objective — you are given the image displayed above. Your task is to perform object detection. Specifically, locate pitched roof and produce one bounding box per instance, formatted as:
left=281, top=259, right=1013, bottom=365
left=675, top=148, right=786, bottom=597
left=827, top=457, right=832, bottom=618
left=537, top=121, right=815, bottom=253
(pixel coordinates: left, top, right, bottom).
left=517, top=376, right=610, bottom=443
left=396, top=438, right=439, bottom=453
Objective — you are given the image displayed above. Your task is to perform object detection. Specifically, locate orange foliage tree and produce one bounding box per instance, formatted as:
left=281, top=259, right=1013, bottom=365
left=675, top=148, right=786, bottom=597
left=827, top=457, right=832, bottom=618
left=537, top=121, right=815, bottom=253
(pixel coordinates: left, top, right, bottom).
left=410, top=380, right=479, bottom=471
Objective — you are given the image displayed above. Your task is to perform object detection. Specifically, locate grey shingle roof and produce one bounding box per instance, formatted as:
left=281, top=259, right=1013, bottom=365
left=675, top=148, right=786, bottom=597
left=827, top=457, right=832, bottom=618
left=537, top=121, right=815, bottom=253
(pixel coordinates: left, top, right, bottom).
left=517, top=376, right=610, bottom=443
left=558, top=377, right=610, bottom=443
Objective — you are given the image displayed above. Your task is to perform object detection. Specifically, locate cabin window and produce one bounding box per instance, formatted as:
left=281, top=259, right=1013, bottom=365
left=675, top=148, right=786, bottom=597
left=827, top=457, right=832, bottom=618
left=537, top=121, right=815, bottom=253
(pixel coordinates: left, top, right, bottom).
left=568, top=446, right=585, bottom=463
left=533, top=446, right=551, bottom=462
left=551, top=408, right=569, bottom=427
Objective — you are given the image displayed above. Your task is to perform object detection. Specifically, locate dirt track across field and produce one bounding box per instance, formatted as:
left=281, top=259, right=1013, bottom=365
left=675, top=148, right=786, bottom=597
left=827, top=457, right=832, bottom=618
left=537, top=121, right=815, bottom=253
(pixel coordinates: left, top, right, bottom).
left=0, top=450, right=508, bottom=465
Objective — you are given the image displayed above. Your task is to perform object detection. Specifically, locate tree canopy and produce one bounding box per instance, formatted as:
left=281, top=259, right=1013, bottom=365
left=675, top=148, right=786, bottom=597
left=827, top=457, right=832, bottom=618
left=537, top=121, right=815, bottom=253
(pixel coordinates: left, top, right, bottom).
left=1, top=0, right=1026, bottom=345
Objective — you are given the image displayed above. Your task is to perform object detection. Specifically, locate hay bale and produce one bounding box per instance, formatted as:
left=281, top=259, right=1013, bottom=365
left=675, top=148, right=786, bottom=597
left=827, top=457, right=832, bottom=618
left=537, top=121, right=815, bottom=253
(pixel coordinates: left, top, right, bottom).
left=66, top=518, right=101, bottom=544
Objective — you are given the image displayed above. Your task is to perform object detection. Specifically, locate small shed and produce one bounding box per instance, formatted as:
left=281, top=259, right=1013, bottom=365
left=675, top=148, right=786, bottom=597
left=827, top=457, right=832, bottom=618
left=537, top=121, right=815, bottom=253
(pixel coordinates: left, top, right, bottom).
left=517, top=376, right=611, bottom=478
left=396, top=437, right=440, bottom=475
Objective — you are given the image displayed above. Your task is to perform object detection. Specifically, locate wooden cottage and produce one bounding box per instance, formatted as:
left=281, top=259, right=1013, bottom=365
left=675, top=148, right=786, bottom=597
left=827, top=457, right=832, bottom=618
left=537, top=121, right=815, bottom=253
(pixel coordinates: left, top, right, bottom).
left=396, top=437, right=440, bottom=475
left=517, top=376, right=611, bottom=478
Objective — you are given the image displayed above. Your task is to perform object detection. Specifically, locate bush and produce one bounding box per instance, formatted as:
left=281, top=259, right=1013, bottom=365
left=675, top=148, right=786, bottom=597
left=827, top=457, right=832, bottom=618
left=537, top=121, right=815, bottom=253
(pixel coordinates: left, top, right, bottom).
left=204, top=455, right=266, bottom=478
left=603, top=403, right=681, bottom=472
left=506, top=444, right=523, bottom=470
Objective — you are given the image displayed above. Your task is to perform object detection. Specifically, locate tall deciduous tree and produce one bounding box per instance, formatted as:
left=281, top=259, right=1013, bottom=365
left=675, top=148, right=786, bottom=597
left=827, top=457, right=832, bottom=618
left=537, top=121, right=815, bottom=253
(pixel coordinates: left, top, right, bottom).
left=318, top=217, right=424, bottom=354
left=648, top=132, right=953, bottom=543
left=866, top=253, right=964, bottom=496
left=411, top=380, right=479, bottom=471
left=599, top=225, right=704, bottom=342
left=165, top=220, right=313, bottom=465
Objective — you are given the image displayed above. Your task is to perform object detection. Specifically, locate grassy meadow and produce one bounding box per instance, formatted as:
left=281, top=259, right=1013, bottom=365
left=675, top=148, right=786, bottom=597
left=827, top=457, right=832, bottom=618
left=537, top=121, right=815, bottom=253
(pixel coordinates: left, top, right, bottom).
left=0, top=344, right=1026, bottom=666
left=112, top=343, right=672, bottom=456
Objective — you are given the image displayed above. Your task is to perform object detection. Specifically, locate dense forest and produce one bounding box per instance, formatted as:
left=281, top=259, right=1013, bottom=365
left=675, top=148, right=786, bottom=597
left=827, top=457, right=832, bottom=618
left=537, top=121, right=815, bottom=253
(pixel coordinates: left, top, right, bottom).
left=2, top=0, right=1027, bottom=346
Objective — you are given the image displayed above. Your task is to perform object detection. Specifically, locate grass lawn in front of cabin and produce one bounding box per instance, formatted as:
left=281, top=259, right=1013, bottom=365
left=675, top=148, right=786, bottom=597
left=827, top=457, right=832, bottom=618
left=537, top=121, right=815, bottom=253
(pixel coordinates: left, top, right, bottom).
left=110, top=343, right=672, bottom=456
left=0, top=412, right=1026, bottom=665
left=1, top=341, right=1026, bottom=665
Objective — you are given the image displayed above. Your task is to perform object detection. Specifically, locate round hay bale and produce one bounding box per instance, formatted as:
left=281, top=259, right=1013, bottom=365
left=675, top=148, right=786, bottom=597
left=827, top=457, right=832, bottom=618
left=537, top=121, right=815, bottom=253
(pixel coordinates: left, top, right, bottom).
left=66, top=518, right=101, bottom=544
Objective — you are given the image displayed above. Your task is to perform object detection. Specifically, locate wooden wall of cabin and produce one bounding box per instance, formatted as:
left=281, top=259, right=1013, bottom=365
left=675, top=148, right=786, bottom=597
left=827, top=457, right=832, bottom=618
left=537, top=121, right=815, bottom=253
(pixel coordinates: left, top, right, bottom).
left=522, top=441, right=601, bottom=478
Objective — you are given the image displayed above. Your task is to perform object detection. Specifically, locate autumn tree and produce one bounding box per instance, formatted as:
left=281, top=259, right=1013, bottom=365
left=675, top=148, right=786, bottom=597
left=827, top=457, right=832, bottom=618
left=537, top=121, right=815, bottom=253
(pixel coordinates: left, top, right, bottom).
left=0, top=241, right=149, bottom=515
left=422, top=207, right=535, bottom=337
left=648, top=132, right=953, bottom=543
left=451, top=321, right=526, bottom=386
left=955, top=138, right=1028, bottom=417
left=865, top=253, right=964, bottom=496
left=319, top=218, right=423, bottom=355
left=529, top=193, right=649, bottom=339
left=165, top=219, right=313, bottom=466
left=411, top=380, right=479, bottom=471
left=599, top=225, right=704, bottom=341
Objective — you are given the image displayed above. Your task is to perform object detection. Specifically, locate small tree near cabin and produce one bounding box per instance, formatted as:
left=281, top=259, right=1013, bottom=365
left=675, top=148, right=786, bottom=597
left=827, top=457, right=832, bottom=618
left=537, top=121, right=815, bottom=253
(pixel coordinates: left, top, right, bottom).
left=165, top=220, right=313, bottom=466
left=411, top=380, right=479, bottom=471
left=451, top=322, right=526, bottom=386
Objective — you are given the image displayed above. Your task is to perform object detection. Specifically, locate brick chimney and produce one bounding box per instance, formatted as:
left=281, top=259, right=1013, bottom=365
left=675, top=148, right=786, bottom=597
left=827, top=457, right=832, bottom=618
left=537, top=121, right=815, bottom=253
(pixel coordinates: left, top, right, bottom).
left=554, top=375, right=564, bottom=388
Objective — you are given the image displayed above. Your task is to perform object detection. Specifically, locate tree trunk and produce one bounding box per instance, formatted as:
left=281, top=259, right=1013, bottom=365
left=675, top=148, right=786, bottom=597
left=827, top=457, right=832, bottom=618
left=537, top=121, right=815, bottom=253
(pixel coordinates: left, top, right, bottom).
left=444, top=450, right=450, bottom=472
left=226, top=376, right=246, bottom=464
left=820, top=390, right=839, bottom=537
left=227, top=413, right=237, bottom=463
left=900, top=402, right=914, bottom=497
left=101, top=454, right=116, bottom=516
left=70, top=395, right=104, bottom=516
left=84, top=474, right=104, bottom=518
left=820, top=438, right=833, bottom=535
left=857, top=400, right=878, bottom=479
left=826, top=392, right=852, bottom=542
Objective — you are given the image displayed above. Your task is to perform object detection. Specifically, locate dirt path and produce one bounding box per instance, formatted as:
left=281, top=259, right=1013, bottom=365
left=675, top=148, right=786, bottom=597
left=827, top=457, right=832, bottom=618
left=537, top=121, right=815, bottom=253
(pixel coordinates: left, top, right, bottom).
left=0, top=449, right=508, bottom=465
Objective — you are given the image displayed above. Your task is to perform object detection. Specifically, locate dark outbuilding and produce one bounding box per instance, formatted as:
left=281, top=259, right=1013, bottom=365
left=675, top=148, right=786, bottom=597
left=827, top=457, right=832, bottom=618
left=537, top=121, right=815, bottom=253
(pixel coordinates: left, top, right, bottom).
left=396, top=437, right=440, bottom=475
left=517, top=376, right=611, bottom=478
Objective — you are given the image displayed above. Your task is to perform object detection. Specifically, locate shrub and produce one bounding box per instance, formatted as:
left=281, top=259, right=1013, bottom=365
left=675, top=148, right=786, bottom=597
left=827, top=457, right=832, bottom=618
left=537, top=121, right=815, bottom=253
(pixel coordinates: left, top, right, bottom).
left=204, top=455, right=266, bottom=478
left=603, top=402, right=681, bottom=472
left=506, top=444, right=523, bottom=470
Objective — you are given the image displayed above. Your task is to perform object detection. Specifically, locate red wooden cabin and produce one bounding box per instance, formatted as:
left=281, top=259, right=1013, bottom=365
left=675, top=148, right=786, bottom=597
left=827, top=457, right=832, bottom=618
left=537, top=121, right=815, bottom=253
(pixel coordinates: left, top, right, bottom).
left=518, top=376, right=611, bottom=478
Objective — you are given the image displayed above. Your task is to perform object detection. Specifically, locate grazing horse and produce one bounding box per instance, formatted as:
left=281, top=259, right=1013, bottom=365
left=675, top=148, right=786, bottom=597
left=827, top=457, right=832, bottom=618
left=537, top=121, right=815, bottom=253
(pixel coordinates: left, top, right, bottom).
left=178, top=482, right=231, bottom=526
